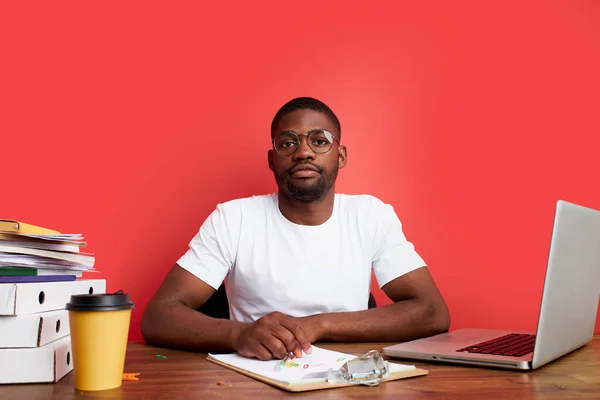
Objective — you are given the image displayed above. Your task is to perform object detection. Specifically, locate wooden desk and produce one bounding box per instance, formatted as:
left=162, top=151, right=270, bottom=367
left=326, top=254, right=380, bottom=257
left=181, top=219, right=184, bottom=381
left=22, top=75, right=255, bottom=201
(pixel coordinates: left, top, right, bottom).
left=2, top=337, right=599, bottom=399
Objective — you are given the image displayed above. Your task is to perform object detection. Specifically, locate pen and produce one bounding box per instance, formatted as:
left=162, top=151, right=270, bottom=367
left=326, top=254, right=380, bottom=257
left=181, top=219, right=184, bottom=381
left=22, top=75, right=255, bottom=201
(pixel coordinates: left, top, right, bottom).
left=274, top=352, right=295, bottom=372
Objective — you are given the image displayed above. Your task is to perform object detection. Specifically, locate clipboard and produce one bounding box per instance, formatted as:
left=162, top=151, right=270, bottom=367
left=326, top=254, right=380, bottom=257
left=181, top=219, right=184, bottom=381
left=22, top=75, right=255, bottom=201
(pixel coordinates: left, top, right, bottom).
left=207, top=355, right=428, bottom=392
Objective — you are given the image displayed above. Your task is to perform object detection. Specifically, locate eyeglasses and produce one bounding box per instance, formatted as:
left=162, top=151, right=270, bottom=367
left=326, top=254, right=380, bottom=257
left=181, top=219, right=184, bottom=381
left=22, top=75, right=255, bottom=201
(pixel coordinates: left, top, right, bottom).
left=273, top=129, right=338, bottom=156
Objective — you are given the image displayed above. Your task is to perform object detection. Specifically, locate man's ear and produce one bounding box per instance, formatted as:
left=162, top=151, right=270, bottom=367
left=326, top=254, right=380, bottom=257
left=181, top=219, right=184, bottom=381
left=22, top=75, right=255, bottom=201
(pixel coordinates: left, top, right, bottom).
left=338, top=145, right=347, bottom=169
left=268, top=149, right=274, bottom=171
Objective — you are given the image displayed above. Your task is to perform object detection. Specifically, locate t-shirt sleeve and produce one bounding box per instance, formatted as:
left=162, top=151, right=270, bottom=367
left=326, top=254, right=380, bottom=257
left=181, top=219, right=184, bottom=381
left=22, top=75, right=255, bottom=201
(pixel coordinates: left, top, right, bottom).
left=176, top=204, right=237, bottom=290
left=371, top=201, right=426, bottom=288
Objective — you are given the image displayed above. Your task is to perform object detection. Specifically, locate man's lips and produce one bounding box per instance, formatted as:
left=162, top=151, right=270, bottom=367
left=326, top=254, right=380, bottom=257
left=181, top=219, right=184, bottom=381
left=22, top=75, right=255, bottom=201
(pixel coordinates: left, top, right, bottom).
left=290, top=163, right=320, bottom=178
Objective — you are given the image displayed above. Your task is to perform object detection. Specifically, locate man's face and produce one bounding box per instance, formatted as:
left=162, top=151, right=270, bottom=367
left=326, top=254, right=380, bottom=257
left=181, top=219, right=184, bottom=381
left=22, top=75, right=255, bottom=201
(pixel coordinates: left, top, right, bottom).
left=268, top=109, right=346, bottom=202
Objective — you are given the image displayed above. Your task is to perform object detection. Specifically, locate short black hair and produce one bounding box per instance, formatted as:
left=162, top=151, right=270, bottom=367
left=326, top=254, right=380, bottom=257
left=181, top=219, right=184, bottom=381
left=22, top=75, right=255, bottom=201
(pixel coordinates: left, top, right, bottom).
left=271, top=97, right=341, bottom=141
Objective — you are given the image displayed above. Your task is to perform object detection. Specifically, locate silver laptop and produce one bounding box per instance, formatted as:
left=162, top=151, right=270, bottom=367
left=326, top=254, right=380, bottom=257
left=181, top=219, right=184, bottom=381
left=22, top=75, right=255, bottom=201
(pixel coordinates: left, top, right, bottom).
left=383, top=200, right=600, bottom=370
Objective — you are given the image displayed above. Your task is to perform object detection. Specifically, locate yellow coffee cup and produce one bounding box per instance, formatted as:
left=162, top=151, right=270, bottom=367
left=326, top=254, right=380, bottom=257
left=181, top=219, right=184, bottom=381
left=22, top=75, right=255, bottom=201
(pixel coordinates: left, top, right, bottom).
left=66, top=290, right=135, bottom=391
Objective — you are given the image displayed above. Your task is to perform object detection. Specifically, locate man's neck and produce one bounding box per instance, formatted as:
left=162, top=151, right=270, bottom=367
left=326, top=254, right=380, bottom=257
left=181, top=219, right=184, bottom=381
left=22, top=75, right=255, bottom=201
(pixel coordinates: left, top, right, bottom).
left=277, top=188, right=336, bottom=226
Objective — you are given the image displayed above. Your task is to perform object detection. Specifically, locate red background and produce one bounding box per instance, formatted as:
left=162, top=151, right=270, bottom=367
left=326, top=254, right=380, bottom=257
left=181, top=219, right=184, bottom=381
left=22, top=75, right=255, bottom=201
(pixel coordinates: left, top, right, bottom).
left=1, top=1, right=599, bottom=341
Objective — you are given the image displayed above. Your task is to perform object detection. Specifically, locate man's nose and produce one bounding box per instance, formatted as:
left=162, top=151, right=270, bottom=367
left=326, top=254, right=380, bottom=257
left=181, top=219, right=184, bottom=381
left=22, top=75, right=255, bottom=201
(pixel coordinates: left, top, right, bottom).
left=293, top=136, right=315, bottom=160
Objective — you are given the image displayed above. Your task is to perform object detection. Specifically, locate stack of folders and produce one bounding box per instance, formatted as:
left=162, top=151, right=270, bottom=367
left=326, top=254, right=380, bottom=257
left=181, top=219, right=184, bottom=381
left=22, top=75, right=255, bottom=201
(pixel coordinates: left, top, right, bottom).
left=0, top=219, right=107, bottom=384
left=0, top=219, right=97, bottom=283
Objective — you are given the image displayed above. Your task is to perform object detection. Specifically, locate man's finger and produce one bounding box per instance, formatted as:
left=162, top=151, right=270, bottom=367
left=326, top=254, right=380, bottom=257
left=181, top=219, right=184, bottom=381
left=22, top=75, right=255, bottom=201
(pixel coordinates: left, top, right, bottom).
left=292, top=343, right=303, bottom=358
left=270, top=324, right=298, bottom=353
left=238, top=336, right=274, bottom=361
left=251, top=343, right=275, bottom=361
left=278, top=317, right=312, bottom=354
left=261, top=334, right=289, bottom=360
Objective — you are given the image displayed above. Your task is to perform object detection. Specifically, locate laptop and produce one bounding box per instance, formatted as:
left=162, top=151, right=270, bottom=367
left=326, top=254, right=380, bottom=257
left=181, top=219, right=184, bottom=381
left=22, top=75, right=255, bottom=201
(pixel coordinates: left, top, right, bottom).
left=383, top=200, right=600, bottom=370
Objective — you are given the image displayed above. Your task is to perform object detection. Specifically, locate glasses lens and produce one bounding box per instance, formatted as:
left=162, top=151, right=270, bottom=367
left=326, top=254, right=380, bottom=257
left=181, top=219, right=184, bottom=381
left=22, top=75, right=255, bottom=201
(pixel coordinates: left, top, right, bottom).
left=274, top=133, right=299, bottom=155
left=308, top=130, right=334, bottom=153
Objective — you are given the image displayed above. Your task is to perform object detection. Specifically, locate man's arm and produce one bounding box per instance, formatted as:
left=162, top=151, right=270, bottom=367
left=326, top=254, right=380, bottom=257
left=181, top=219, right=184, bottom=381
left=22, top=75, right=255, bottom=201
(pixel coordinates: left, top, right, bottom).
left=141, top=264, right=244, bottom=352
left=141, top=264, right=313, bottom=359
left=299, top=266, right=450, bottom=343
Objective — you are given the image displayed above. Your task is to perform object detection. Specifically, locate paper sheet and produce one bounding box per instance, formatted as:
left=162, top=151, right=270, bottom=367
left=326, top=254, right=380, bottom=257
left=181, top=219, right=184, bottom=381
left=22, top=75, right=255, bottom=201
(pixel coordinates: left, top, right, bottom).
left=209, top=346, right=415, bottom=385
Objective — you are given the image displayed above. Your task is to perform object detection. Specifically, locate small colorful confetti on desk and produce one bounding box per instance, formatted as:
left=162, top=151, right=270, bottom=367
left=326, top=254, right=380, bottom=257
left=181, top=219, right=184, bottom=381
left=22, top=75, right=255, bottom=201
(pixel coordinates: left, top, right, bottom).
left=122, top=373, right=140, bottom=381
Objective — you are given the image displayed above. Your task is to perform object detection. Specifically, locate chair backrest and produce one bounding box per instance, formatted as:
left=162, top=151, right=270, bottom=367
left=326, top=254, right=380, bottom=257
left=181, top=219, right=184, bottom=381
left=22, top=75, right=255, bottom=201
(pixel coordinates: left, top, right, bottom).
left=197, top=284, right=378, bottom=319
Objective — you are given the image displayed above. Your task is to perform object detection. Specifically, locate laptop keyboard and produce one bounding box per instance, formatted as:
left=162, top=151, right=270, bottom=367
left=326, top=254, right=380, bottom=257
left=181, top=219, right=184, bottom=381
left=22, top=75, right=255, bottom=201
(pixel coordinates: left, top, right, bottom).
left=456, top=333, right=536, bottom=357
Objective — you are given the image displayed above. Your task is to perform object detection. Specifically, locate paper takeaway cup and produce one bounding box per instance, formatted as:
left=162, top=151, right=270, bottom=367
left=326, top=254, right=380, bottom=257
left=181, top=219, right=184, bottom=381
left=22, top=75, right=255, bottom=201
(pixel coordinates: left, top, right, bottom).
left=66, top=290, right=135, bottom=391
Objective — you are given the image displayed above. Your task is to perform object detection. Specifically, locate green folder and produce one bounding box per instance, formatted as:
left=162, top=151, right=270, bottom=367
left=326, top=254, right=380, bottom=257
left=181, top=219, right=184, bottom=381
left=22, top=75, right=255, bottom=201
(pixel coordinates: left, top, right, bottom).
left=0, top=267, right=37, bottom=276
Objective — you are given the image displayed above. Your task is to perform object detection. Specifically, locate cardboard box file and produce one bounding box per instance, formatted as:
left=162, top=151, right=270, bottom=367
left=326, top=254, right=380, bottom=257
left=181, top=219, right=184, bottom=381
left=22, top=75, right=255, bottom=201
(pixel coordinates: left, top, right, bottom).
left=0, top=279, right=106, bottom=316
left=0, top=335, right=73, bottom=384
left=0, top=309, right=70, bottom=348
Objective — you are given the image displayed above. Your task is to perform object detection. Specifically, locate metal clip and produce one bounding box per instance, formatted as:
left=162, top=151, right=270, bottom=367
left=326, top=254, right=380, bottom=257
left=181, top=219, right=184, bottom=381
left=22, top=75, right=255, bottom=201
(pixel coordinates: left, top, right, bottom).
left=327, top=350, right=389, bottom=386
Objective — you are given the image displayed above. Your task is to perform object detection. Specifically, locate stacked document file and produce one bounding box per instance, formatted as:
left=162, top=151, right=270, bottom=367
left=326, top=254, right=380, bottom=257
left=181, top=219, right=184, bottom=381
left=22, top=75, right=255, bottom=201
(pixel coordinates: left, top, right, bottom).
left=0, top=220, right=105, bottom=383
left=0, top=279, right=107, bottom=383
left=0, top=220, right=96, bottom=283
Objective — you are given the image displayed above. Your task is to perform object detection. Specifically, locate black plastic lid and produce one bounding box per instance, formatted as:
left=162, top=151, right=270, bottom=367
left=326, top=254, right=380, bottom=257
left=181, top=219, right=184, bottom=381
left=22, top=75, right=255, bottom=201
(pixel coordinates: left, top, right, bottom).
left=66, top=290, right=135, bottom=311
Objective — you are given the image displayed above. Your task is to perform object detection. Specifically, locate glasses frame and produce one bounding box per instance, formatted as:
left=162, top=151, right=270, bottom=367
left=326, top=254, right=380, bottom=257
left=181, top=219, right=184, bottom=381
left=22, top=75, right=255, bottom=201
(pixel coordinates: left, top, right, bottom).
left=272, top=129, right=339, bottom=156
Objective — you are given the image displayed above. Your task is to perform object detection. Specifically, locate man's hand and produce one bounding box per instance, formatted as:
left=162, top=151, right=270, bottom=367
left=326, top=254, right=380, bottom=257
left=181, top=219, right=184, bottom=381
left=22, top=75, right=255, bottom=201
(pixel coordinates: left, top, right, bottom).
left=233, top=312, right=316, bottom=360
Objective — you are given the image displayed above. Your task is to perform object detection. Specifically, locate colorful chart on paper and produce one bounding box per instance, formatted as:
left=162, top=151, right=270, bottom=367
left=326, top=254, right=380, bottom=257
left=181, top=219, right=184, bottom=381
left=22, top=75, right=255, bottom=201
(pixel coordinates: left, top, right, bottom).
left=208, top=346, right=415, bottom=385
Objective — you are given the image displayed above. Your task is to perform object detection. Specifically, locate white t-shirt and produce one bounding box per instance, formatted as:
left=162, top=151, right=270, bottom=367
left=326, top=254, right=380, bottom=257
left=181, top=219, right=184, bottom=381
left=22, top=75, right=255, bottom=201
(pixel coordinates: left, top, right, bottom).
left=177, top=193, right=426, bottom=323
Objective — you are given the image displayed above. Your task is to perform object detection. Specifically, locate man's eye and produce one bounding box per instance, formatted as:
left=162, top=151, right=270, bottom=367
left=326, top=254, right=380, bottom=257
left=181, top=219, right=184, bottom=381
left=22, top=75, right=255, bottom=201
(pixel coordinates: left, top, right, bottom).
left=280, top=141, right=296, bottom=148
left=312, top=139, right=329, bottom=146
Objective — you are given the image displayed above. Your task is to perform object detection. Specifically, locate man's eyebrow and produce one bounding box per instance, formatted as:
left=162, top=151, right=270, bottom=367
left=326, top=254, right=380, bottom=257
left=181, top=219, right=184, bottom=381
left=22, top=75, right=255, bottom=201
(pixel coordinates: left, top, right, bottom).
left=275, top=128, right=329, bottom=135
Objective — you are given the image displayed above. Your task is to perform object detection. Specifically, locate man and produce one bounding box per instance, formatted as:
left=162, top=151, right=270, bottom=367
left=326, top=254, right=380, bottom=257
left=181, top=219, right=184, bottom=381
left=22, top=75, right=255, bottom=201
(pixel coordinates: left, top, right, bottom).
left=141, top=97, right=450, bottom=360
